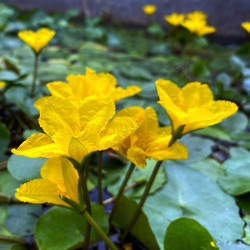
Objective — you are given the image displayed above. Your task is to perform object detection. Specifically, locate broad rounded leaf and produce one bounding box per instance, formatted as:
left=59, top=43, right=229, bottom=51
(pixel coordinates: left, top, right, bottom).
left=142, top=162, right=244, bottom=249
left=164, top=217, right=218, bottom=250
left=8, top=155, right=47, bottom=181
left=218, top=157, right=250, bottom=195
left=35, top=203, right=108, bottom=250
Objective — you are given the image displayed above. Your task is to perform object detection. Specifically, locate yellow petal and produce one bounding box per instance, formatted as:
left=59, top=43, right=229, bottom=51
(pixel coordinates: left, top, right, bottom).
left=11, top=133, right=63, bottom=158
left=68, top=137, right=88, bottom=163
left=39, top=97, right=81, bottom=137
left=79, top=97, right=115, bottom=139
left=34, top=96, right=50, bottom=110
left=40, top=157, right=66, bottom=194
left=46, top=81, right=72, bottom=98
left=0, top=81, right=5, bottom=89
left=181, top=82, right=213, bottom=109
left=149, top=141, right=188, bottom=160
left=155, top=79, right=182, bottom=107
left=114, top=86, right=141, bottom=102
left=211, top=100, right=238, bottom=121
left=15, top=179, right=66, bottom=206
left=61, top=157, right=79, bottom=202
left=127, top=146, right=147, bottom=169
left=99, top=116, right=139, bottom=150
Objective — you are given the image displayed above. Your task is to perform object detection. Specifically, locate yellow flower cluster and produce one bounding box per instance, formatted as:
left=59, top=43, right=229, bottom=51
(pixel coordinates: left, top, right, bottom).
left=34, top=67, right=141, bottom=110
left=12, top=66, right=237, bottom=206
left=164, top=11, right=216, bottom=36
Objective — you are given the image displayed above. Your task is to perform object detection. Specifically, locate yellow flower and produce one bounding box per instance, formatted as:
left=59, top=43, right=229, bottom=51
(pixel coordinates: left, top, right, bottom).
left=164, top=13, right=185, bottom=26
left=18, top=28, right=55, bottom=53
left=142, top=5, right=157, bottom=15
left=241, top=22, right=250, bottom=33
left=12, top=97, right=141, bottom=164
left=187, top=11, right=207, bottom=21
left=16, top=157, right=79, bottom=206
left=0, top=81, right=5, bottom=89
left=182, top=19, right=216, bottom=36
left=112, top=106, right=188, bottom=168
left=34, top=67, right=141, bottom=110
left=155, top=80, right=238, bottom=136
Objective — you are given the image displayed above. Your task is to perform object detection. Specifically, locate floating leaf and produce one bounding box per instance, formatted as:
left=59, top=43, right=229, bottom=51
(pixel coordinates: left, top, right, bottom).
left=218, top=157, right=250, bottom=195
left=142, top=162, right=244, bottom=249
left=8, top=155, right=47, bottom=182
left=35, top=203, right=108, bottom=250
left=4, top=204, right=41, bottom=237
left=112, top=195, right=160, bottom=250
left=164, top=217, right=218, bottom=250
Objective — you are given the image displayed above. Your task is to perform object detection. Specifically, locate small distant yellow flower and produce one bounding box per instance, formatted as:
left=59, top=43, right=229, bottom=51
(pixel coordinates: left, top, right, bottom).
left=12, top=97, right=140, bottom=164
left=15, top=157, right=79, bottom=206
left=187, top=10, right=207, bottom=21
left=0, top=81, right=5, bottom=89
left=142, top=5, right=157, bottom=15
left=155, top=80, right=238, bottom=135
left=112, top=106, right=188, bottom=168
left=241, top=22, right=250, bottom=33
left=182, top=19, right=216, bottom=36
left=164, top=13, right=185, bottom=26
left=210, top=241, right=216, bottom=248
left=34, top=67, right=141, bottom=110
left=18, top=28, right=55, bottom=53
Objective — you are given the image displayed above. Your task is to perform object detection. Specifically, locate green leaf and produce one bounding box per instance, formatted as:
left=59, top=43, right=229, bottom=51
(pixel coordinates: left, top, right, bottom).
left=194, top=126, right=231, bottom=141
left=0, top=70, right=18, bottom=81
left=218, top=157, right=250, bottom=195
left=217, top=242, right=250, bottom=250
left=189, top=158, right=223, bottom=182
left=4, top=204, right=41, bottom=237
left=191, top=61, right=210, bottom=78
left=0, top=170, right=22, bottom=196
left=220, top=112, right=248, bottom=134
left=112, top=195, right=160, bottom=250
left=164, top=217, right=218, bottom=250
left=142, top=162, right=244, bottom=249
left=4, top=87, right=38, bottom=116
left=35, top=202, right=108, bottom=250
left=7, top=155, right=47, bottom=182
left=243, top=215, right=250, bottom=245
left=236, top=193, right=250, bottom=214
left=107, top=159, right=166, bottom=198
left=178, top=134, right=215, bottom=163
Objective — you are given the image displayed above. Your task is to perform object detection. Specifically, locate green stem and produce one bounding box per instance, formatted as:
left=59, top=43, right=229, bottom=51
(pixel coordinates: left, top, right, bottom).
left=82, top=210, right=118, bottom=250
left=0, top=193, right=21, bottom=204
left=109, top=162, right=135, bottom=223
left=78, top=170, right=92, bottom=249
left=0, top=235, right=27, bottom=245
left=120, top=160, right=163, bottom=240
left=31, top=53, right=38, bottom=97
left=97, top=151, right=103, bottom=204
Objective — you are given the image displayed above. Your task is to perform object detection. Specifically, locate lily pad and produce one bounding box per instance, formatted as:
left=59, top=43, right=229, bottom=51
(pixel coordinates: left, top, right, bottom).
left=164, top=217, right=218, bottom=250
left=218, top=157, right=250, bottom=195
left=142, top=162, right=244, bottom=249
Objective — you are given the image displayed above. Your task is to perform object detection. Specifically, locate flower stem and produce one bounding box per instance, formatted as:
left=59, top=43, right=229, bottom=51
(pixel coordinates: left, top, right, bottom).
left=0, top=235, right=27, bottom=245
left=31, top=53, right=38, bottom=97
left=109, top=162, right=135, bottom=223
left=120, top=160, right=163, bottom=240
left=97, top=151, right=103, bottom=204
left=82, top=210, right=118, bottom=250
left=78, top=169, right=92, bottom=249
